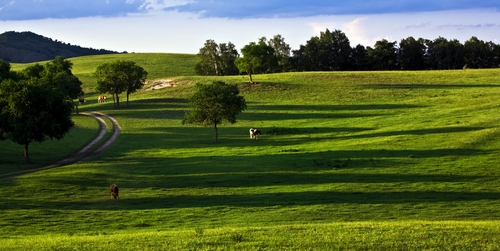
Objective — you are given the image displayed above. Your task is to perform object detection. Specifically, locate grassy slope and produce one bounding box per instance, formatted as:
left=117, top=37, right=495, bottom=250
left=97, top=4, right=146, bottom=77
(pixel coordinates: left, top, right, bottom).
left=2, top=54, right=500, bottom=250
left=11, top=53, right=198, bottom=97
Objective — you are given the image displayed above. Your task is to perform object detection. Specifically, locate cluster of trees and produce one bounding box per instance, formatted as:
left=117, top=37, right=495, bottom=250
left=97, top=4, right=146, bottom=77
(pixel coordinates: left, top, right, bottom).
left=195, top=40, right=239, bottom=76
left=0, top=57, right=83, bottom=163
left=196, top=35, right=291, bottom=82
left=94, top=60, right=148, bottom=108
left=196, top=29, right=500, bottom=80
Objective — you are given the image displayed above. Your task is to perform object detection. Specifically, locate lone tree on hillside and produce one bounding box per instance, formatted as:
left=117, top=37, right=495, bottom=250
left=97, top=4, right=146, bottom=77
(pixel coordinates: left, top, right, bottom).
left=235, top=40, right=277, bottom=83
left=94, top=60, right=147, bottom=108
left=182, top=81, right=246, bottom=143
left=3, top=80, right=74, bottom=163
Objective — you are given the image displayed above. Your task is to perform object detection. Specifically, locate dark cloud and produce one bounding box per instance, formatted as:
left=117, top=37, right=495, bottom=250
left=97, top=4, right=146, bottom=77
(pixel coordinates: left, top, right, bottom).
left=0, top=0, right=147, bottom=20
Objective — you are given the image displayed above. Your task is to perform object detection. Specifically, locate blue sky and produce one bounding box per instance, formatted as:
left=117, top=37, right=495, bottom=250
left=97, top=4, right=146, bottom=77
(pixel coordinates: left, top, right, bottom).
left=166, top=0, right=499, bottom=17
left=1, top=0, right=499, bottom=53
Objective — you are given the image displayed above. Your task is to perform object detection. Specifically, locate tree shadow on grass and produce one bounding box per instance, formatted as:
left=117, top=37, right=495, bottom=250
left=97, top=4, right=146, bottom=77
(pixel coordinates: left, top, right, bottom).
left=89, top=98, right=188, bottom=120
left=2, top=190, right=499, bottom=210
left=239, top=112, right=387, bottom=121
left=250, top=103, right=425, bottom=112
left=331, top=126, right=489, bottom=140
left=0, top=145, right=494, bottom=211
left=107, top=102, right=424, bottom=121
left=88, top=172, right=483, bottom=189
left=124, top=98, right=187, bottom=109
left=368, top=83, right=500, bottom=89
left=122, top=190, right=500, bottom=209
left=240, top=103, right=424, bottom=121
left=85, top=146, right=487, bottom=177
left=0, top=147, right=487, bottom=204
left=131, top=125, right=487, bottom=149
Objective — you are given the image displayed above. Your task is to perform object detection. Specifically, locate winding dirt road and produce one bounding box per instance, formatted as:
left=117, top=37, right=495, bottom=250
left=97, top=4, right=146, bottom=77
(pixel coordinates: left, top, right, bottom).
left=1, top=112, right=120, bottom=179
left=57, top=112, right=121, bottom=165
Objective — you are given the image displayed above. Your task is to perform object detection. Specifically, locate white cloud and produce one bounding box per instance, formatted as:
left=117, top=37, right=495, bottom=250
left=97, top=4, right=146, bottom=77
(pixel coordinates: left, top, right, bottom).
left=0, top=1, right=15, bottom=11
left=343, top=17, right=371, bottom=46
left=308, top=21, right=336, bottom=35
left=437, top=23, right=500, bottom=31
left=405, top=22, right=432, bottom=29
left=141, top=0, right=194, bottom=10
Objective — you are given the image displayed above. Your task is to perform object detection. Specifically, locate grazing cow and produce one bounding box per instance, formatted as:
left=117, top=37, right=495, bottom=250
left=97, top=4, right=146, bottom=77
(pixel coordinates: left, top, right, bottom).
left=98, top=95, right=107, bottom=103
left=78, top=98, right=86, bottom=104
left=249, top=128, right=262, bottom=140
left=110, top=184, right=119, bottom=199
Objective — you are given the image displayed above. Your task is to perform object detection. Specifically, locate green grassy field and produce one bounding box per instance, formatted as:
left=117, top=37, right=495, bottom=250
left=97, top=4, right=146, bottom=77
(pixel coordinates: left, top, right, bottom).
left=1, top=54, right=500, bottom=250
left=11, top=53, right=199, bottom=98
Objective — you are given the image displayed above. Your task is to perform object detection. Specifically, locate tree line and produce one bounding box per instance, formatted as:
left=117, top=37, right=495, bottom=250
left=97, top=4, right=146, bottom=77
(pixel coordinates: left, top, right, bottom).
left=94, top=60, right=148, bottom=108
left=196, top=29, right=500, bottom=81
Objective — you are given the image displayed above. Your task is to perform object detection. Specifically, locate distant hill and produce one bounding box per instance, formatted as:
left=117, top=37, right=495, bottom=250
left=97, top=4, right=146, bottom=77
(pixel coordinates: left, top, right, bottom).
left=0, top=31, right=119, bottom=63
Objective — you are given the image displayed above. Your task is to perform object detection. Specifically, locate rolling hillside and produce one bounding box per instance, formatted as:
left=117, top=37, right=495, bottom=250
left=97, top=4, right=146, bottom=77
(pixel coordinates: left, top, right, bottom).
left=1, top=54, right=500, bottom=250
left=0, top=31, right=118, bottom=63
left=10, top=53, right=199, bottom=97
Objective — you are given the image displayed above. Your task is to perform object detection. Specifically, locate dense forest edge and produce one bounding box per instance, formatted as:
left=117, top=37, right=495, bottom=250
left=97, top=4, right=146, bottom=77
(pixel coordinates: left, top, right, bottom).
left=195, top=30, right=500, bottom=79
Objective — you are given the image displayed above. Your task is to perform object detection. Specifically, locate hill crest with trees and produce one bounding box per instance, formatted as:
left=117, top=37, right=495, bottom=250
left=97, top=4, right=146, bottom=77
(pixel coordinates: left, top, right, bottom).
left=0, top=31, right=119, bottom=63
left=196, top=30, right=500, bottom=77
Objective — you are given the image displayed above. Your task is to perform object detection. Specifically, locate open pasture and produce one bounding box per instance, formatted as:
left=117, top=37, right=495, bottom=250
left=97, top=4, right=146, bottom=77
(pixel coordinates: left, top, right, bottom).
left=1, top=54, right=500, bottom=249
left=10, top=53, right=198, bottom=99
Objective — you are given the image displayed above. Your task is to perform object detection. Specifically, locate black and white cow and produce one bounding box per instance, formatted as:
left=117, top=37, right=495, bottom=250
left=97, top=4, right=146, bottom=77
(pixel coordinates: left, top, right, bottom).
left=249, top=128, right=261, bottom=140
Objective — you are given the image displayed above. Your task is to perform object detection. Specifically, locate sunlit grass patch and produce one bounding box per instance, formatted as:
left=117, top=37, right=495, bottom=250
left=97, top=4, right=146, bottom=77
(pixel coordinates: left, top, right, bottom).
left=1, top=221, right=500, bottom=250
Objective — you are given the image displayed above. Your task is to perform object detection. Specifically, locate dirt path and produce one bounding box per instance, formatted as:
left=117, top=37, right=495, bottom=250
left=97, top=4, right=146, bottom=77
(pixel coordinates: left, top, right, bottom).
left=81, top=112, right=121, bottom=160
left=58, top=111, right=121, bottom=164
left=1, top=112, right=120, bottom=179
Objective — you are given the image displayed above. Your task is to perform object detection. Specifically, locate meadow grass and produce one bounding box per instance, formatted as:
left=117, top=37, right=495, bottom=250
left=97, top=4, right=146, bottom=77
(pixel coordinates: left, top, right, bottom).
left=1, top=221, right=499, bottom=250
left=11, top=53, right=198, bottom=98
left=1, top=54, right=500, bottom=249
